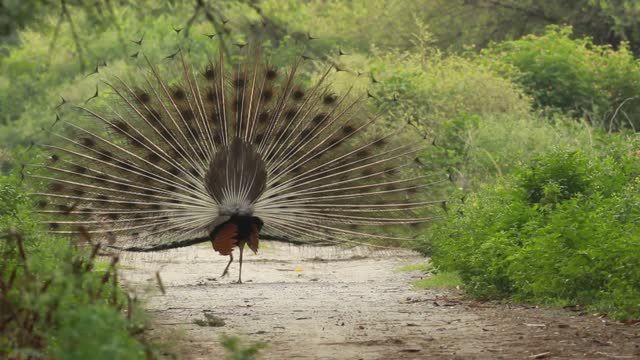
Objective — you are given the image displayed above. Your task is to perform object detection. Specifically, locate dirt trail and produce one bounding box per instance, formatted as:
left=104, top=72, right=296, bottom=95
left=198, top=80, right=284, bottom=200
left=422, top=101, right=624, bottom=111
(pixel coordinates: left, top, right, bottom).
left=120, top=243, right=639, bottom=359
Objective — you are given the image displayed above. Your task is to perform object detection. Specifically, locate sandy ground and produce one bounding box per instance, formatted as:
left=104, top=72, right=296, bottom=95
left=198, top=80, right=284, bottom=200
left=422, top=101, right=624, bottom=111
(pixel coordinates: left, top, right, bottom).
left=119, top=242, right=640, bottom=359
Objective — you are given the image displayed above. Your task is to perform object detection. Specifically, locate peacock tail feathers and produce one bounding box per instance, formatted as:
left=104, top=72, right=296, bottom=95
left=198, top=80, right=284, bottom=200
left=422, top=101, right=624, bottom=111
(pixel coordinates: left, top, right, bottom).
left=31, top=43, right=442, bottom=250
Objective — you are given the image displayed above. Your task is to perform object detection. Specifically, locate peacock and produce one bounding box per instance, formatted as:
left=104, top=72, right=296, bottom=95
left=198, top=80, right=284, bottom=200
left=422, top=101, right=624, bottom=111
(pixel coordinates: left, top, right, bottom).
left=31, top=41, right=439, bottom=283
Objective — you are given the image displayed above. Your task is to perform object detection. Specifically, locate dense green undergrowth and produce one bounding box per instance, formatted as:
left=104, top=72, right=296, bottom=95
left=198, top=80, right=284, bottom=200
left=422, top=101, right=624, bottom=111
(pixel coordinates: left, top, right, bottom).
left=0, top=173, right=158, bottom=359
left=480, top=26, right=640, bottom=131
left=423, top=140, right=640, bottom=321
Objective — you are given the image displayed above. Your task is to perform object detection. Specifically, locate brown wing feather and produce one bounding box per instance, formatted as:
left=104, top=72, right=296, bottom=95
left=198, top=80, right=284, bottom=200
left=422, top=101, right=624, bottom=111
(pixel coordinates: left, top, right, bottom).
left=247, top=223, right=259, bottom=254
left=212, top=223, right=238, bottom=255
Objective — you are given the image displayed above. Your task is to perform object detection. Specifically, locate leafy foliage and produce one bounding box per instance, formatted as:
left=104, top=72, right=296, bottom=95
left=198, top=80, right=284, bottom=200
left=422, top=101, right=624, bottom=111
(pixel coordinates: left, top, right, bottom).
left=481, top=26, right=640, bottom=131
left=416, top=112, right=595, bottom=191
left=0, top=172, right=156, bottom=359
left=426, top=143, right=640, bottom=320
left=420, top=1, right=640, bottom=54
left=222, top=335, right=266, bottom=360
left=260, top=0, right=640, bottom=56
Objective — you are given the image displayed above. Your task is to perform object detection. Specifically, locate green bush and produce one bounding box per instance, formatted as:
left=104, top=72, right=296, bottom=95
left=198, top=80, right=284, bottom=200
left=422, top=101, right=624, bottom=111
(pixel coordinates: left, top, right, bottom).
left=222, top=335, right=266, bottom=360
left=416, top=112, right=594, bottom=190
left=321, top=32, right=606, bottom=193
left=519, top=150, right=592, bottom=205
left=426, top=142, right=640, bottom=320
left=322, top=34, right=538, bottom=190
left=369, top=46, right=532, bottom=126
left=0, top=171, right=156, bottom=359
left=480, top=25, right=640, bottom=131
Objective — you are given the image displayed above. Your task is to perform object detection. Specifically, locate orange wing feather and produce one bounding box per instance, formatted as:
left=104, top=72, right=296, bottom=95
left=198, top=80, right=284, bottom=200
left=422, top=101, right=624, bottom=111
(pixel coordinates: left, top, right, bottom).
left=212, top=223, right=238, bottom=255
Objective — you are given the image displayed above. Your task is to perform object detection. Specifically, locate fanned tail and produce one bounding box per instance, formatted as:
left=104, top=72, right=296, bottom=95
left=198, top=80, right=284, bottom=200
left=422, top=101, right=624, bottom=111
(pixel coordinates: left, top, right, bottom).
left=32, top=44, right=440, bottom=250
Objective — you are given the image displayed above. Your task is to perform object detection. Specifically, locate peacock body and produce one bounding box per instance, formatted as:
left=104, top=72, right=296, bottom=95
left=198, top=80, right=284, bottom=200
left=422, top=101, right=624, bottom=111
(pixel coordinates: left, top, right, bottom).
left=32, top=44, right=437, bottom=282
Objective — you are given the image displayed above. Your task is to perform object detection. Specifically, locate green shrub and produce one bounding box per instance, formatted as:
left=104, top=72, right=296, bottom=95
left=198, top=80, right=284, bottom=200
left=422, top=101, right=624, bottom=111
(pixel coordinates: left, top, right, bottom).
left=369, top=47, right=532, bottom=126
left=518, top=150, right=592, bottom=205
left=426, top=142, right=640, bottom=320
left=222, top=335, right=266, bottom=360
left=320, top=33, right=608, bottom=194
left=416, top=112, right=595, bottom=190
left=0, top=171, right=156, bottom=359
left=480, top=25, right=640, bottom=131
left=322, top=35, right=538, bottom=190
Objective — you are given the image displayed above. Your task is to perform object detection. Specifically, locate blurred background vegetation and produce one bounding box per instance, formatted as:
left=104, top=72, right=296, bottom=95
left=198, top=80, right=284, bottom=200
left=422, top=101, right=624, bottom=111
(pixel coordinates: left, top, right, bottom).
left=2, top=0, right=640, bottom=357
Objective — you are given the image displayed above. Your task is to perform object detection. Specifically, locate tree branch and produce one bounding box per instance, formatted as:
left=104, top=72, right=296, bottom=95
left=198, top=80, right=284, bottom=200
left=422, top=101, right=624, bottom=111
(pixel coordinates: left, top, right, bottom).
left=60, top=0, right=86, bottom=72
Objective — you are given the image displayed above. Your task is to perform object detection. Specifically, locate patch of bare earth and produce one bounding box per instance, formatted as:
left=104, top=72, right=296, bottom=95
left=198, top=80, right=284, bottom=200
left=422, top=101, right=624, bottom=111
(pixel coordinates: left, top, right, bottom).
left=119, top=243, right=640, bottom=359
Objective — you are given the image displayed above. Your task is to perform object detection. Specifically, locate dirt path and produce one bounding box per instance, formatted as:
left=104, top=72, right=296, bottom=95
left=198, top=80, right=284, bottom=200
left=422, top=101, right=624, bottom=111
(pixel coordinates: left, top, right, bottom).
left=120, top=242, right=639, bottom=359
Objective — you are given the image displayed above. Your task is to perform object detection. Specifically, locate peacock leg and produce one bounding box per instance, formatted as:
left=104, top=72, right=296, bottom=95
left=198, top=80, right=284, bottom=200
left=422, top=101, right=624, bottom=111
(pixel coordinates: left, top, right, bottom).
left=237, top=244, right=245, bottom=284
left=221, top=252, right=233, bottom=277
